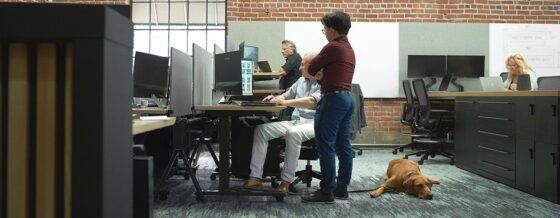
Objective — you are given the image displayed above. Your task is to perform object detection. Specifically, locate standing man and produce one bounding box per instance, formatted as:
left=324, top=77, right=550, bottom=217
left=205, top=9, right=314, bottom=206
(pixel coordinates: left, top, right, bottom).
left=279, top=40, right=302, bottom=120
left=301, top=12, right=355, bottom=204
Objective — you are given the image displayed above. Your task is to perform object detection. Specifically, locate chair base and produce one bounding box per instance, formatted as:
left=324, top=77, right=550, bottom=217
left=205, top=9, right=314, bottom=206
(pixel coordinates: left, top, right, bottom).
left=292, top=163, right=322, bottom=188
left=403, top=144, right=455, bottom=165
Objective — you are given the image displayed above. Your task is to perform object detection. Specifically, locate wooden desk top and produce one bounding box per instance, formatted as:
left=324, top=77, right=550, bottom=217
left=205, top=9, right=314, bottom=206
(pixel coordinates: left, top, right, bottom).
left=253, top=89, right=285, bottom=94
left=429, top=90, right=560, bottom=98
left=132, top=116, right=176, bottom=135
left=194, top=104, right=285, bottom=112
left=132, top=107, right=169, bottom=115
left=253, top=72, right=282, bottom=78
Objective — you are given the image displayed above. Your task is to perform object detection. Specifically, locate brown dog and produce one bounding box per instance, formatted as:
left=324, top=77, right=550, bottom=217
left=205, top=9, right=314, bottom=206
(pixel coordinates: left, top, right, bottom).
left=370, top=158, right=439, bottom=200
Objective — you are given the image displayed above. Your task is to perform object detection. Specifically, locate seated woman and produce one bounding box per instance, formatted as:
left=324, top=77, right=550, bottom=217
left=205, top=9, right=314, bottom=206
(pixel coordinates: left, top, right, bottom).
left=503, top=53, right=538, bottom=91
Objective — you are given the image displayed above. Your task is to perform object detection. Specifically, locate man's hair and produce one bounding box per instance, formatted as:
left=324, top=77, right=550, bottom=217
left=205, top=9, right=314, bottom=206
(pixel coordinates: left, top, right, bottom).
left=281, top=40, right=297, bottom=53
left=321, top=11, right=351, bottom=35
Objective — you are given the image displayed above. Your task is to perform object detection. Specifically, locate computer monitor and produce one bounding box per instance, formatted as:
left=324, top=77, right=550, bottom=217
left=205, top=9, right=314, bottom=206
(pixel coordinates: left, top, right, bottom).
left=168, top=48, right=193, bottom=117
left=241, top=59, right=253, bottom=96
left=243, top=46, right=258, bottom=69
left=407, top=55, right=446, bottom=78
left=214, top=50, right=243, bottom=95
left=446, top=55, right=485, bottom=78
left=133, top=51, right=169, bottom=98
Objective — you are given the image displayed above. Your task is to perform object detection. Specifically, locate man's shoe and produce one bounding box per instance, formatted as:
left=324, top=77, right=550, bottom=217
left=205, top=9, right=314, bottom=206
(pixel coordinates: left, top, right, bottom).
left=276, top=181, right=290, bottom=193
left=301, top=190, right=334, bottom=204
left=242, top=177, right=262, bottom=191
left=334, top=187, right=349, bottom=200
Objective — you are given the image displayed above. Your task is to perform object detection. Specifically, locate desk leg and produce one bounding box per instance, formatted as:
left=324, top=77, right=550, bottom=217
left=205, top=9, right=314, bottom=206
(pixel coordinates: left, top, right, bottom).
left=218, top=115, right=230, bottom=191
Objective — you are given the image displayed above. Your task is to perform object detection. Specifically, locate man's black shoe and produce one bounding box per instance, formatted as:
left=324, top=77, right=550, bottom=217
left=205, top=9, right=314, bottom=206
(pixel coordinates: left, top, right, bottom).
left=333, top=187, right=348, bottom=200
left=301, top=190, right=334, bottom=204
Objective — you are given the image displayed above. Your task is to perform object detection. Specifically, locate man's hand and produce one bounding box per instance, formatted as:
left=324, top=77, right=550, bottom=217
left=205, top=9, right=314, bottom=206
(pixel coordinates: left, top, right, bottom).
left=262, top=95, right=275, bottom=102
left=279, top=68, right=286, bottom=76
left=270, top=98, right=288, bottom=106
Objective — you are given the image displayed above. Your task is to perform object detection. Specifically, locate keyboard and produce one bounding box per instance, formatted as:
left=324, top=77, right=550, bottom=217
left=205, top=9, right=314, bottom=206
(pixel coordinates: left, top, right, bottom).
left=236, top=101, right=276, bottom=106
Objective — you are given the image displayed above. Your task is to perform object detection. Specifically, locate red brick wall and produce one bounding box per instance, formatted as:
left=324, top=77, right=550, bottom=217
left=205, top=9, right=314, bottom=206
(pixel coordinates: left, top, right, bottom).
left=228, top=0, right=560, bottom=24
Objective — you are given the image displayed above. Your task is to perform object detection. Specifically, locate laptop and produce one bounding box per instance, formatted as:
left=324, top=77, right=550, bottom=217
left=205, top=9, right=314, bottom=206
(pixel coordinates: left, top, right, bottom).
left=257, top=61, right=272, bottom=72
left=480, top=77, right=506, bottom=91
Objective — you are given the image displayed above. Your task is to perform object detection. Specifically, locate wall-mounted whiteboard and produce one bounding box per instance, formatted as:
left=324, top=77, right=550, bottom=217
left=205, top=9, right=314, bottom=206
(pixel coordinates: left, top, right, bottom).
left=285, top=22, right=400, bottom=98
left=490, top=24, right=560, bottom=78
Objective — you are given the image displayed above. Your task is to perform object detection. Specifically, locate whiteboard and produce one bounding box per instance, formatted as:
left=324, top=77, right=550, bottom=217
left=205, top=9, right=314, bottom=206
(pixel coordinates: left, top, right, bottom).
left=490, top=24, right=560, bottom=78
left=285, top=22, right=400, bottom=97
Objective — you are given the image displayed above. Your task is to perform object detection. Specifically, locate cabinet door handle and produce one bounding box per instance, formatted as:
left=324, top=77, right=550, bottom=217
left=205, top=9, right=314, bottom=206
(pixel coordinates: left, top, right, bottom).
left=530, top=104, right=534, bottom=115
left=552, top=153, right=557, bottom=166
left=553, top=105, right=557, bottom=117
left=529, top=148, right=534, bottom=160
left=478, top=130, right=510, bottom=138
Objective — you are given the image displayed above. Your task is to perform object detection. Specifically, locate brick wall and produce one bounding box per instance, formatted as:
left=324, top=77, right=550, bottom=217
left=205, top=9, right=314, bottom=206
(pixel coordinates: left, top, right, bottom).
left=228, top=0, right=560, bottom=24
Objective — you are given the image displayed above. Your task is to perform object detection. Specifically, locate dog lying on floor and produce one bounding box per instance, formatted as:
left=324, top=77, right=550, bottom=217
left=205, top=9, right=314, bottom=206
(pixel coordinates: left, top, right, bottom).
left=370, top=158, right=439, bottom=200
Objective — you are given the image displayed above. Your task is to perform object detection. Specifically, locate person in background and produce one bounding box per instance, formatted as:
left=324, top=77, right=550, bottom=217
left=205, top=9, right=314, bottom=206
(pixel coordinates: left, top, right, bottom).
left=301, top=11, right=356, bottom=204
left=504, top=53, right=538, bottom=91
left=242, top=53, right=321, bottom=193
left=279, top=40, right=302, bottom=120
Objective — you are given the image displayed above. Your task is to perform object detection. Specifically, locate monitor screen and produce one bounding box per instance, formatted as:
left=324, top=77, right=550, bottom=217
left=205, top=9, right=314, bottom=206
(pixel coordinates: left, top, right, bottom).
left=133, top=52, right=169, bottom=98
left=241, top=59, right=253, bottom=96
left=446, top=55, right=485, bottom=78
left=407, top=55, right=446, bottom=78
left=214, top=50, right=243, bottom=95
left=243, top=46, right=258, bottom=69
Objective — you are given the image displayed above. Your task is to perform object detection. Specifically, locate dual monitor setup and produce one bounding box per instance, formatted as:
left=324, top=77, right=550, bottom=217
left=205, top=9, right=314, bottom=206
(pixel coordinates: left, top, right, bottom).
left=133, top=42, right=272, bottom=114
left=407, top=55, right=485, bottom=92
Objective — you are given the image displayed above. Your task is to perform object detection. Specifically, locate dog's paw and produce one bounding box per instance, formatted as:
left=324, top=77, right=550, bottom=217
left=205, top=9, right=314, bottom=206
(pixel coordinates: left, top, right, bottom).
left=369, top=191, right=381, bottom=198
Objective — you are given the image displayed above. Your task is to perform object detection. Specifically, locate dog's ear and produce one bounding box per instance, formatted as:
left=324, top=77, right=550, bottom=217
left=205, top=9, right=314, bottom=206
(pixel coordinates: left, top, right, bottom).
left=428, top=178, right=440, bottom=185
left=403, top=176, right=415, bottom=193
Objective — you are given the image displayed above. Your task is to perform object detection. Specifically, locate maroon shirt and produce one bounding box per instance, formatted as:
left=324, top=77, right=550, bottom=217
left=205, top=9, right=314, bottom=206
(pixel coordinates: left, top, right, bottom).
left=308, top=36, right=355, bottom=93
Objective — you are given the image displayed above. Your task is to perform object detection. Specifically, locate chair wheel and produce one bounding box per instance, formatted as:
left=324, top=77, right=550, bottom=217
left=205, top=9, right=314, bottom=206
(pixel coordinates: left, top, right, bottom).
left=210, top=174, right=217, bottom=180
left=416, top=153, right=421, bottom=157
left=398, top=148, right=404, bottom=152
left=403, top=156, right=408, bottom=159
left=392, top=150, right=398, bottom=155
left=450, top=159, right=455, bottom=165
left=358, top=150, right=363, bottom=155
left=271, top=178, right=279, bottom=188
left=158, top=190, right=169, bottom=201
left=418, top=160, right=424, bottom=165
left=275, top=196, right=284, bottom=202
left=430, top=154, right=435, bottom=158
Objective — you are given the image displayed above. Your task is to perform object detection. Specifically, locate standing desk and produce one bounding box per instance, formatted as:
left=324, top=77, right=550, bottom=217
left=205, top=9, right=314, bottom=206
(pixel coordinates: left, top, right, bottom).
left=429, top=90, right=560, bottom=203
left=194, top=104, right=288, bottom=201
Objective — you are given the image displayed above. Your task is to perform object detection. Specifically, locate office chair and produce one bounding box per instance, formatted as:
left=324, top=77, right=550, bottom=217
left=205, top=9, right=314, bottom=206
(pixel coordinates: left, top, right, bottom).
left=517, top=74, right=532, bottom=91
left=403, top=79, right=455, bottom=165
left=392, top=80, right=430, bottom=154
left=155, top=117, right=207, bottom=202
left=183, top=117, right=221, bottom=181
left=267, top=138, right=321, bottom=191
left=350, top=83, right=366, bottom=156
left=537, top=76, right=560, bottom=90
left=500, top=72, right=509, bottom=82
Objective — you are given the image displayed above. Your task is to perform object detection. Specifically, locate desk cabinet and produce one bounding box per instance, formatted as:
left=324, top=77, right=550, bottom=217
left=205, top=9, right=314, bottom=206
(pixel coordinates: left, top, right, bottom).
left=455, top=96, right=560, bottom=203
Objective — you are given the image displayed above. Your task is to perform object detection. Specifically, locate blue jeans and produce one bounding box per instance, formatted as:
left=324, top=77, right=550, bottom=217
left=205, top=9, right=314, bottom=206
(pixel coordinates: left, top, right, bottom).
left=314, top=93, right=354, bottom=194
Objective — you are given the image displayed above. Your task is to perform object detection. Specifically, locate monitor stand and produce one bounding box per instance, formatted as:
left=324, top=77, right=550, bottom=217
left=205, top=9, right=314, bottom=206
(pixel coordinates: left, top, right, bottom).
left=425, top=77, right=437, bottom=90
left=438, top=75, right=452, bottom=91
left=451, top=78, right=464, bottom=92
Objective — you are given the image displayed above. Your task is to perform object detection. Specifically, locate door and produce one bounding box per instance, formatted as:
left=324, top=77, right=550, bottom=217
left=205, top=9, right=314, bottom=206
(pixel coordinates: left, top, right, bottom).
left=515, top=97, right=535, bottom=141
left=535, top=97, right=559, bottom=145
left=535, top=142, right=559, bottom=203
left=516, top=138, right=535, bottom=194
left=455, top=98, right=476, bottom=169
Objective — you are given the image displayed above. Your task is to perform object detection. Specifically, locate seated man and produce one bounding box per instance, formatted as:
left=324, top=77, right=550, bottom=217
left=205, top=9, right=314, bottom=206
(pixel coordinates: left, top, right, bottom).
left=243, top=53, right=321, bottom=193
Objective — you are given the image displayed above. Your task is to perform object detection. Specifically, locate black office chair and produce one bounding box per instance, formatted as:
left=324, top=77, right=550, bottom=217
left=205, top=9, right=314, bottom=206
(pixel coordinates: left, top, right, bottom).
left=403, top=79, right=455, bottom=165
left=500, top=72, right=509, bottom=82
left=392, top=80, right=430, bottom=154
left=537, top=76, right=560, bottom=90
left=517, top=74, right=532, bottom=91
left=290, top=139, right=322, bottom=188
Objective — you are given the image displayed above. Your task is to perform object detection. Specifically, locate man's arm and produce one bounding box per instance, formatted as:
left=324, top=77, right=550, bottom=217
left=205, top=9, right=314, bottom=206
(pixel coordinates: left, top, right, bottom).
left=308, top=44, right=336, bottom=76
left=273, top=96, right=317, bottom=109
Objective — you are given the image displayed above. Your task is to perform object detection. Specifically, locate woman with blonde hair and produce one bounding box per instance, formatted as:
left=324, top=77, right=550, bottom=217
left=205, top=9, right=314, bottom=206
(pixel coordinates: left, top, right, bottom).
left=504, top=53, right=538, bottom=91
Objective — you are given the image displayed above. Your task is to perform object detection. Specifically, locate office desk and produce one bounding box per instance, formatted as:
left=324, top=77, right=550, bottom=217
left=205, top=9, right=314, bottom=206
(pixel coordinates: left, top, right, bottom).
left=132, top=117, right=176, bottom=135
left=429, top=90, right=560, bottom=203
left=193, top=104, right=287, bottom=201
left=253, top=72, right=282, bottom=79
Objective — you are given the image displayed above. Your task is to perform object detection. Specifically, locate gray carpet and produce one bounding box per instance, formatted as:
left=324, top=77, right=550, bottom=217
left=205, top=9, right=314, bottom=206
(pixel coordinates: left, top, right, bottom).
left=155, top=148, right=560, bottom=217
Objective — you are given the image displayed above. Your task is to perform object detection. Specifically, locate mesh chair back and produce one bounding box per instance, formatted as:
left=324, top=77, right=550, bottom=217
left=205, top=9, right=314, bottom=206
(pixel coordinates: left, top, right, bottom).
left=500, top=72, right=508, bottom=82
left=517, top=74, right=531, bottom=91
left=412, top=79, right=431, bottom=126
left=401, top=80, right=415, bottom=125
left=537, top=76, right=560, bottom=90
